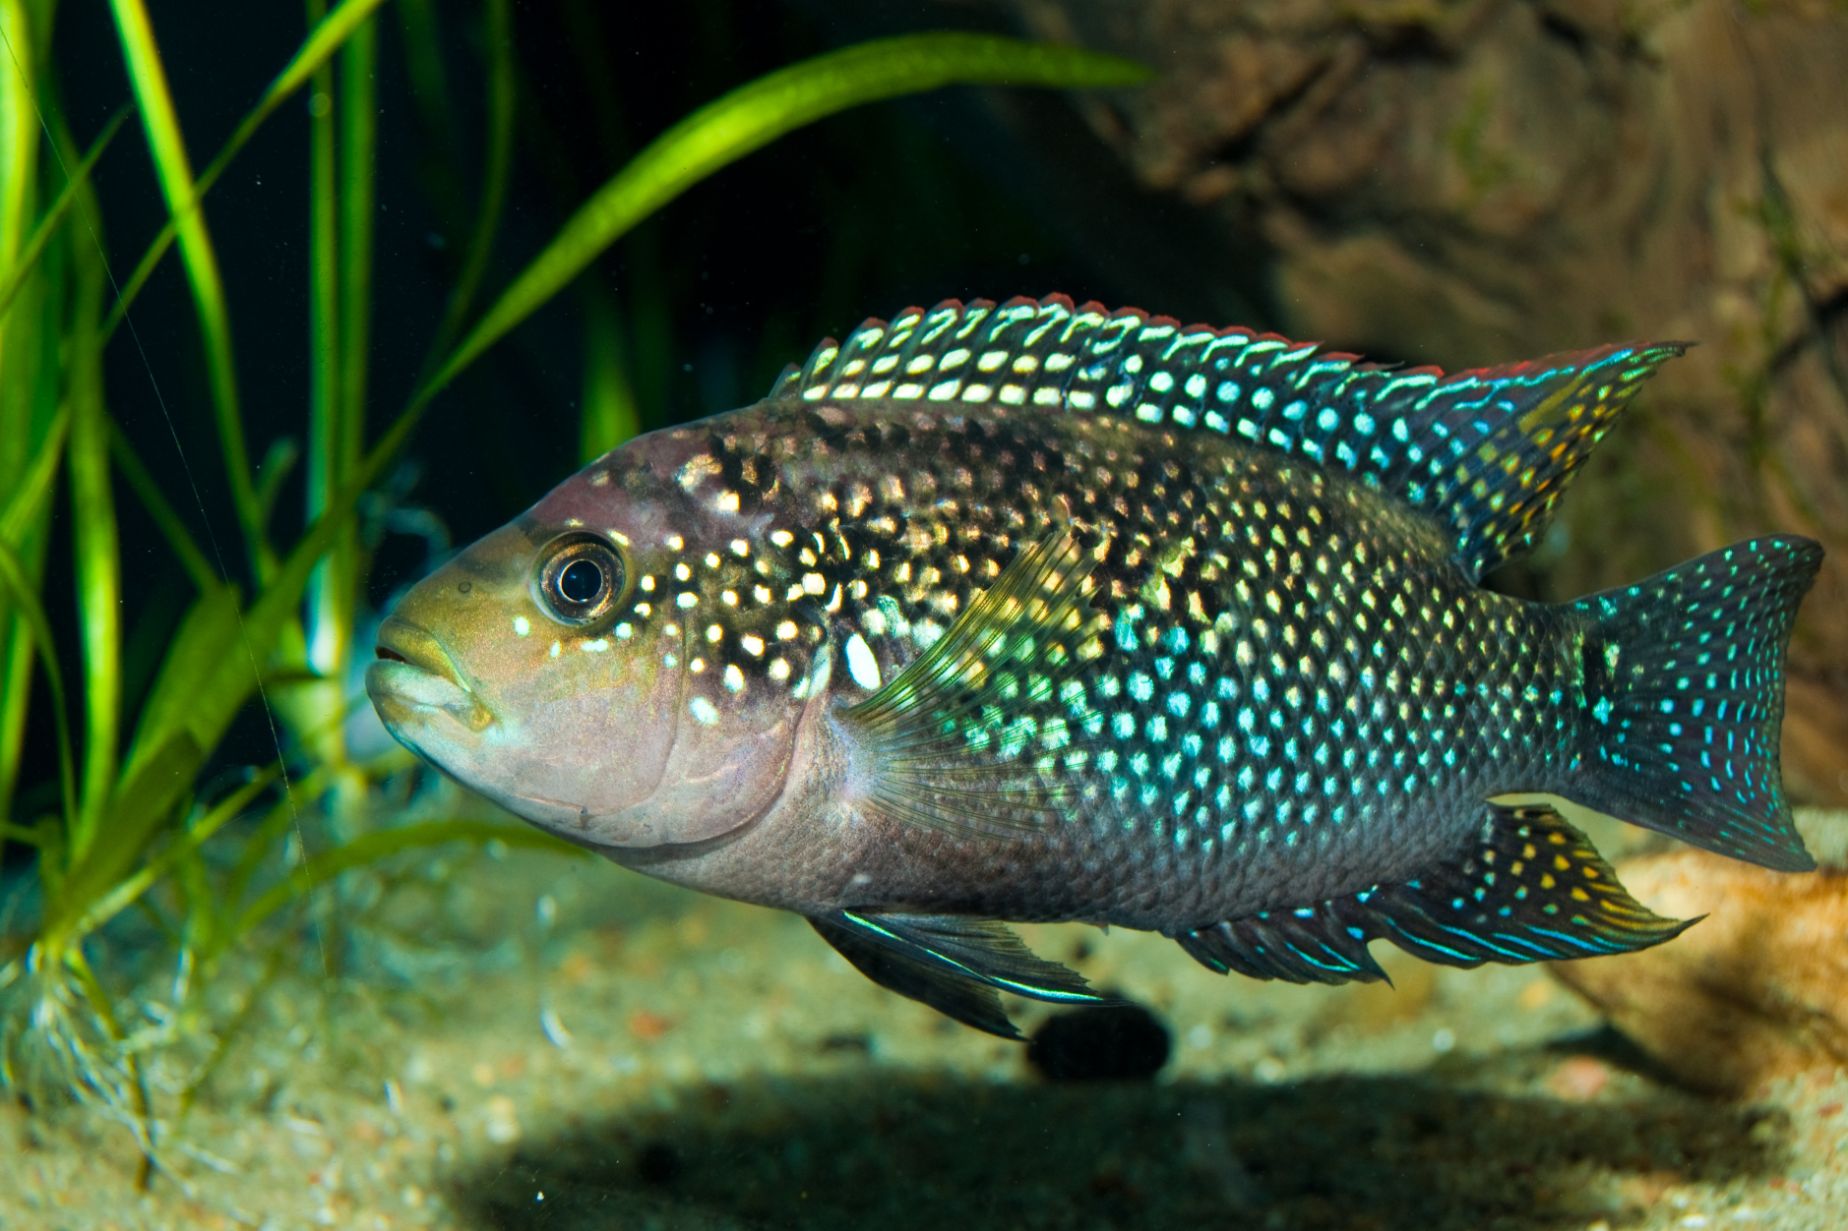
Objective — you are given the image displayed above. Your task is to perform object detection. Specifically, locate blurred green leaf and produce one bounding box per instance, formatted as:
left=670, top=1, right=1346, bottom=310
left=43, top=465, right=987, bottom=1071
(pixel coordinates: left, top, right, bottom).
left=0, top=110, right=126, bottom=324
left=579, top=286, right=640, bottom=460
left=124, top=582, right=240, bottom=780
left=236, top=818, right=582, bottom=938
left=107, top=416, right=215, bottom=592
left=427, top=32, right=1147, bottom=397
left=0, top=536, right=75, bottom=837
left=104, top=0, right=395, bottom=343
left=107, top=0, right=262, bottom=563
left=67, top=245, right=118, bottom=859
left=0, top=404, right=66, bottom=544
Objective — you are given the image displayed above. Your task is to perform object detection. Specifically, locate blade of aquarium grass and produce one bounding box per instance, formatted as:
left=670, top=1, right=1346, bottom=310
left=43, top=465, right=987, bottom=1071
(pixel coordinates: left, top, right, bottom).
left=106, top=415, right=216, bottom=592
left=0, top=404, right=67, bottom=543
left=123, top=582, right=240, bottom=780
left=103, top=0, right=395, bottom=342
left=428, top=33, right=1149, bottom=396
left=107, top=0, right=264, bottom=568
left=234, top=819, right=583, bottom=939
left=0, top=0, right=37, bottom=292
left=66, top=244, right=121, bottom=862
left=0, top=110, right=126, bottom=324
left=0, top=537, right=76, bottom=845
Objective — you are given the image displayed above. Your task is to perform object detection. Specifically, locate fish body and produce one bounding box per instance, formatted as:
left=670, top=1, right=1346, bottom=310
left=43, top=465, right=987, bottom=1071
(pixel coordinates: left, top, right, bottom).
left=368, top=296, right=1822, bottom=1036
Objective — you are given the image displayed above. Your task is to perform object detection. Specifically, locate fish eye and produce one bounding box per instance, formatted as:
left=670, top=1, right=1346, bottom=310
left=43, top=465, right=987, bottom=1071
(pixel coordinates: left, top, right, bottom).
left=535, top=533, right=626, bottom=626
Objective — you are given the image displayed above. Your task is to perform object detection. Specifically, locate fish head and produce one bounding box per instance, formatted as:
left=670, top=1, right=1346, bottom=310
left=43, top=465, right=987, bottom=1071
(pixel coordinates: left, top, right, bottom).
left=366, top=425, right=820, bottom=852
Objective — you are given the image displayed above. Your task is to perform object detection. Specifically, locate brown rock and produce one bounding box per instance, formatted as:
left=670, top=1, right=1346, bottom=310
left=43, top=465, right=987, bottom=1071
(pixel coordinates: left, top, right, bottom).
left=1548, top=843, right=1848, bottom=1095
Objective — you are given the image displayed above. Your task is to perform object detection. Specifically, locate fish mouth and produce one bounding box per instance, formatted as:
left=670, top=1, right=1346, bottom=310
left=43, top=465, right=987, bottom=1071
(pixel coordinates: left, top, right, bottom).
left=367, top=617, right=493, bottom=733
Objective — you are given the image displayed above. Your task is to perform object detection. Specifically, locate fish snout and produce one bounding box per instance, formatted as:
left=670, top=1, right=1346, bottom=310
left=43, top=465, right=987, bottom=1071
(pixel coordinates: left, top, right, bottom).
left=367, top=617, right=493, bottom=733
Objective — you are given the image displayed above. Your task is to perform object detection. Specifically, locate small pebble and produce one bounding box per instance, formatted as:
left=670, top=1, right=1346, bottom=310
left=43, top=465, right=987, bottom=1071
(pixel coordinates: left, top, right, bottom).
left=1027, top=1000, right=1171, bottom=1082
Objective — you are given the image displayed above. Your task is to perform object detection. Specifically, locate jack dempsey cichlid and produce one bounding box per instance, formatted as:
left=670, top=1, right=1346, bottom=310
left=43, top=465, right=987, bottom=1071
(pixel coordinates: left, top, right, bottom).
left=367, top=296, right=1823, bottom=1037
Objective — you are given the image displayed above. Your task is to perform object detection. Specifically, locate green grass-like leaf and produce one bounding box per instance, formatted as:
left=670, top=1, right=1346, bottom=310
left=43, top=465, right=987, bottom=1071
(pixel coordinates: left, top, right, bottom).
left=107, top=0, right=263, bottom=564
left=235, top=818, right=584, bottom=938
left=0, top=109, right=126, bottom=323
left=104, top=0, right=395, bottom=344
left=66, top=243, right=119, bottom=859
left=0, top=536, right=75, bottom=848
left=430, top=32, right=1147, bottom=395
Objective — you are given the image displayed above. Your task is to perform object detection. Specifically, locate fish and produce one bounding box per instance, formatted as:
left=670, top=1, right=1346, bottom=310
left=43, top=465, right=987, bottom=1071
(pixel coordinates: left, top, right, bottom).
left=366, top=295, right=1824, bottom=1038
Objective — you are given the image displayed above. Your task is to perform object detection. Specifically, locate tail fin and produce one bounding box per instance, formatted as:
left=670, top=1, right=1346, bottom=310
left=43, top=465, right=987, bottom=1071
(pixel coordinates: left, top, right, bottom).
left=1566, top=535, right=1823, bottom=872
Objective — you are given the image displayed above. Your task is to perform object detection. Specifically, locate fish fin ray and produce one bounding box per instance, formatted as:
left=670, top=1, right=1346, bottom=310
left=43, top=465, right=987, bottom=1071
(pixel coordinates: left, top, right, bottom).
left=1179, top=803, right=1691, bottom=980
left=770, top=296, right=1683, bottom=577
left=1366, top=803, right=1692, bottom=967
left=1175, top=899, right=1389, bottom=985
left=841, top=525, right=1108, bottom=838
left=1566, top=535, right=1822, bottom=871
left=809, top=911, right=1108, bottom=1038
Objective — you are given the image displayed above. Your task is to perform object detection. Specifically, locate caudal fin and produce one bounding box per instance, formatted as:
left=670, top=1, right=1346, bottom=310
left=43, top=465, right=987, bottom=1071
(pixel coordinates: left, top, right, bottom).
left=1566, top=535, right=1823, bottom=872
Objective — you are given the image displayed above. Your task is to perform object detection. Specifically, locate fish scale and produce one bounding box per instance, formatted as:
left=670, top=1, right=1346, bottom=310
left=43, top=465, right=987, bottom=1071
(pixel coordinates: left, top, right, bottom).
left=369, top=295, right=1824, bottom=1038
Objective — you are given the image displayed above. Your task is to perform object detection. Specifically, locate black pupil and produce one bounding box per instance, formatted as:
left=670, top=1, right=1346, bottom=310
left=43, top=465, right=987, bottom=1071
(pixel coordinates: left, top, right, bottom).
left=557, top=557, right=605, bottom=606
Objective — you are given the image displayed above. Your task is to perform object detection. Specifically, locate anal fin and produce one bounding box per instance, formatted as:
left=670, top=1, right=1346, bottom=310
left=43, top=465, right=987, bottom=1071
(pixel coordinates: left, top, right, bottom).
left=809, top=910, right=1109, bottom=1039
left=1176, top=803, right=1693, bottom=983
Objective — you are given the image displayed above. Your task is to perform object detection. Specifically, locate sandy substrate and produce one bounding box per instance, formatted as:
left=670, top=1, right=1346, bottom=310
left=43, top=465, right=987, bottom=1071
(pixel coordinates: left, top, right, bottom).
left=4, top=812, right=1845, bottom=1231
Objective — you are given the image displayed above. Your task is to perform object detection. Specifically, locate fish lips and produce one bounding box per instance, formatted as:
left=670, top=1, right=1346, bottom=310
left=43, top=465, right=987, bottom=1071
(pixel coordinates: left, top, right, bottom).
left=367, top=616, right=494, bottom=737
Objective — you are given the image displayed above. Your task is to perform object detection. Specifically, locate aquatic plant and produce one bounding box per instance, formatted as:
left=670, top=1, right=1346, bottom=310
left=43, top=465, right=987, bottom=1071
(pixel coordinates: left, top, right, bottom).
left=0, top=0, right=1143, bottom=1169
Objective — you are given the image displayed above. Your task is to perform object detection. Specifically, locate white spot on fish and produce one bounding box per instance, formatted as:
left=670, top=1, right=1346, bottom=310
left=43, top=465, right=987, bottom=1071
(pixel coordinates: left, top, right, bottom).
left=723, top=663, right=745, bottom=693
left=581, top=638, right=610, bottom=653
left=740, top=633, right=765, bottom=657
left=589, top=469, right=611, bottom=487
left=689, top=696, right=721, bottom=726
left=844, top=633, right=882, bottom=691
left=513, top=615, right=531, bottom=637
left=549, top=641, right=561, bottom=658
left=768, top=657, right=790, bottom=682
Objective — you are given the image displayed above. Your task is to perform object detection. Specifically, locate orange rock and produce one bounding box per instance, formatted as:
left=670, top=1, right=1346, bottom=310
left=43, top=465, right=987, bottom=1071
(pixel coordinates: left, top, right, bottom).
left=1548, top=847, right=1848, bottom=1095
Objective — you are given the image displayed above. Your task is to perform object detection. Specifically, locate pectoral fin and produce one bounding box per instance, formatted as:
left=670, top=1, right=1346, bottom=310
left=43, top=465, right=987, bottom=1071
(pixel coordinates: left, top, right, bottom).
left=809, top=910, right=1109, bottom=1039
left=838, top=527, right=1107, bottom=839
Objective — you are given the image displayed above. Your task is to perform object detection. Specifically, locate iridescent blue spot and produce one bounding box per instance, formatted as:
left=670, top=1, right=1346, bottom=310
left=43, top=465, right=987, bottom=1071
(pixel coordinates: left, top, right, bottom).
left=1113, top=610, right=1140, bottom=653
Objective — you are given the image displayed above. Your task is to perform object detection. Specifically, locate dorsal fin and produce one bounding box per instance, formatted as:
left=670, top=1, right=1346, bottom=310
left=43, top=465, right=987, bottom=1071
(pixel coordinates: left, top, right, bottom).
left=769, top=296, right=1686, bottom=580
